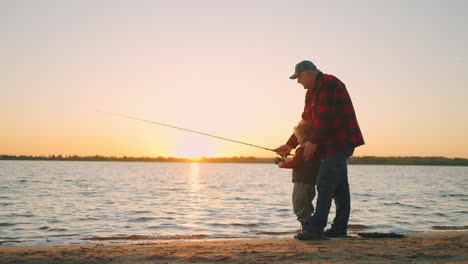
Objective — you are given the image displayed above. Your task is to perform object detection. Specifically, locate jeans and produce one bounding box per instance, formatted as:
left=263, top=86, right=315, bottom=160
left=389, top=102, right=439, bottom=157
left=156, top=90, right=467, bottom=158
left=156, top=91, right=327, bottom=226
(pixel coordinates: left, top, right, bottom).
left=307, top=147, right=354, bottom=234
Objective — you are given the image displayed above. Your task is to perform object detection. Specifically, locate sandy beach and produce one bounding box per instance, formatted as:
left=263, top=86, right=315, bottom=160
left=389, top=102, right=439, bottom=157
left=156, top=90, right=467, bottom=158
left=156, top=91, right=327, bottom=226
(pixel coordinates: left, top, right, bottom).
left=0, top=231, right=466, bottom=264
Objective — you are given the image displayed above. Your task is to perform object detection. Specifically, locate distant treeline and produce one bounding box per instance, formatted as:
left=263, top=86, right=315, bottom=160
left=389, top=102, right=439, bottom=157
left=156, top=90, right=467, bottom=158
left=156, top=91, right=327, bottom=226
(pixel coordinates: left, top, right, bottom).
left=1, top=154, right=468, bottom=166
left=0, top=155, right=192, bottom=163
left=348, top=156, right=468, bottom=166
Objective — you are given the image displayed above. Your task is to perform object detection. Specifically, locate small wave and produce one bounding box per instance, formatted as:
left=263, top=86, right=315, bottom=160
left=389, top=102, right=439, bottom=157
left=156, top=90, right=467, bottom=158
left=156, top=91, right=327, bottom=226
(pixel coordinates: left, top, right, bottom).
left=256, top=231, right=296, bottom=235
left=0, top=223, right=16, bottom=227
left=11, top=213, right=35, bottom=218
left=49, top=233, right=80, bottom=237
left=455, top=211, right=468, bottom=214
left=0, top=236, right=20, bottom=240
left=79, top=191, right=97, bottom=196
left=356, top=193, right=372, bottom=197
left=0, top=203, right=13, bottom=206
left=235, top=197, right=253, bottom=201
left=348, top=224, right=371, bottom=230
left=389, top=227, right=421, bottom=233
left=147, top=223, right=179, bottom=229
left=157, top=217, right=175, bottom=220
left=209, top=223, right=228, bottom=227
left=396, top=221, right=410, bottom=224
left=0, top=240, right=30, bottom=245
left=441, top=194, right=467, bottom=197
left=49, top=228, right=68, bottom=232
left=133, top=210, right=153, bottom=214
left=232, top=223, right=259, bottom=227
left=415, top=220, right=437, bottom=224
left=77, top=217, right=99, bottom=221
left=86, top=234, right=208, bottom=241
left=431, top=225, right=468, bottom=230
left=128, top=217, right=157, bottom=222
left=433, top=212, right=447, bottom=217
left=38, top=226, right=49, bottom=230
left=383, top=202, right=424, bottom=209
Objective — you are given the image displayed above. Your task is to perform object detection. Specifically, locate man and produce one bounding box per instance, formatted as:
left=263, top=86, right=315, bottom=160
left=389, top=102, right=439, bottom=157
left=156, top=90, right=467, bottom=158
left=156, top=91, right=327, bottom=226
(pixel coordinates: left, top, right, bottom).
left=275, top=60, right=364, bottom=240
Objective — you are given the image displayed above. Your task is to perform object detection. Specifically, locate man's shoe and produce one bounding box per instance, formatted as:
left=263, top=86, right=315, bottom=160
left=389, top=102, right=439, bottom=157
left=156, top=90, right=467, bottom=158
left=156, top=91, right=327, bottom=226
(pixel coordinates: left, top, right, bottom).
left=294, top=230, right=325, bottom=240
left=301, top=223, right=310, bottom=232
left=324, top=228, right=347, bottom=238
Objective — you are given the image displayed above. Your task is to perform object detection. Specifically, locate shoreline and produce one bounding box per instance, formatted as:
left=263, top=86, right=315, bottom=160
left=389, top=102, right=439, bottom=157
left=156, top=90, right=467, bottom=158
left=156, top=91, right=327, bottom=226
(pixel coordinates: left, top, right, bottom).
left=1, top=231, right=466, bottom=263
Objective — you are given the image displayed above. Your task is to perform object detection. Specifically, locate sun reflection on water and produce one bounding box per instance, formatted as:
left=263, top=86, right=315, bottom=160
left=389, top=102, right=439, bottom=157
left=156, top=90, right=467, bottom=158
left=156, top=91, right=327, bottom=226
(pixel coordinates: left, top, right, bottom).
left=183, top=163, right=202, bottom=229
left=189, top=162, right=200, bottom=186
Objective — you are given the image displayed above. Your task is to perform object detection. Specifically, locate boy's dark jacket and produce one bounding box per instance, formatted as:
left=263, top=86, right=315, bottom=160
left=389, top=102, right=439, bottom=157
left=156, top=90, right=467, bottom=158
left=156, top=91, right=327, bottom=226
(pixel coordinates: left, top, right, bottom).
left=280, top=145, right=321, bottom=184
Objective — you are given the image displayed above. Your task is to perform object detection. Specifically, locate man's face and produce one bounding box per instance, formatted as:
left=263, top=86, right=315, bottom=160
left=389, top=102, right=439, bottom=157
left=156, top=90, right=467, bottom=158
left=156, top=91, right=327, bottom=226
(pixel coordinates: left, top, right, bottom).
left=297, top=71, right=314, bottom=89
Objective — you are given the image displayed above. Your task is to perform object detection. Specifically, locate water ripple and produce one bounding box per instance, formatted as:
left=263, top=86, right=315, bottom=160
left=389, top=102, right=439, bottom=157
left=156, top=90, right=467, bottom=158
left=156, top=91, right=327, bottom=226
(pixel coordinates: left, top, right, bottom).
left=383, top=202, right=424, bottom=209
left=128, top=217, right=157, bottom=223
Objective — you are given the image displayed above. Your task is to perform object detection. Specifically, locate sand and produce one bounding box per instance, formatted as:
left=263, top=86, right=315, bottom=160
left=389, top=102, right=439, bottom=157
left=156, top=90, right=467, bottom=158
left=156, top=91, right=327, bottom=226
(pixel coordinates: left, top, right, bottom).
left=0, top=231, right=466, bottom=264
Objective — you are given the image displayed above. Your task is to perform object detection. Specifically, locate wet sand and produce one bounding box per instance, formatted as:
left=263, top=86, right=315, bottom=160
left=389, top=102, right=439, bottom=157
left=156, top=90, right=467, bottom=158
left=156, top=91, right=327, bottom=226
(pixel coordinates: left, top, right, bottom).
left=0, top=231, right=466, bottom=263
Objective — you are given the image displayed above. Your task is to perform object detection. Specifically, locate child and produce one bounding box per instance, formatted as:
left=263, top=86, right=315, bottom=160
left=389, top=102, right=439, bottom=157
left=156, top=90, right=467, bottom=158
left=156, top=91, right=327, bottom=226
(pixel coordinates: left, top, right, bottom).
left=277, top=120, right=321, bottom=231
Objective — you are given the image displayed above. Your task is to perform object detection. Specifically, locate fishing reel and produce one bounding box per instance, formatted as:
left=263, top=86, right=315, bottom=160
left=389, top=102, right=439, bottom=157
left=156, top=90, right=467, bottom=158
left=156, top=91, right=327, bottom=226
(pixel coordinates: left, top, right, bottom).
left=274, top=156, right=285, bottom=164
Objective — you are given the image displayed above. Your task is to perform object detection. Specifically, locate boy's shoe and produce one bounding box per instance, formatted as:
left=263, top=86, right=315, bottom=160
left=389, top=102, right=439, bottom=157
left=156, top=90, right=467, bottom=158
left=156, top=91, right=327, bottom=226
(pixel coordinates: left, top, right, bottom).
left=324, top=228, right=347, bottom=238
left=294, top=230, right=326, bottom=240
left=301, top=223, right=310, bottom=232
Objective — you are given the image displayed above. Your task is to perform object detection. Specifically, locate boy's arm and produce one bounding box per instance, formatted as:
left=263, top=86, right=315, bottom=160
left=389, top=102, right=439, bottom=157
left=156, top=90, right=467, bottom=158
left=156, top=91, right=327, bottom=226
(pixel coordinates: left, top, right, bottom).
left=279, top=147, right=304, bottom=168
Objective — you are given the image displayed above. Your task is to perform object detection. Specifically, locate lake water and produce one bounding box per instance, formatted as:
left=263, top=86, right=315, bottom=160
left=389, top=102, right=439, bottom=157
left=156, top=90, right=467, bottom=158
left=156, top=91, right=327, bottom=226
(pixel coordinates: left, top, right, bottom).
left=0, top=161, right=467, bottom=246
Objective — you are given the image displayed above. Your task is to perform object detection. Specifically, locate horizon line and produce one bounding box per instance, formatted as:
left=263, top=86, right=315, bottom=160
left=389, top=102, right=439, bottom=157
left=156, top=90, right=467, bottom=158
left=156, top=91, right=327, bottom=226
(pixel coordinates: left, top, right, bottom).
left=1, top=154, right=468, bottom=160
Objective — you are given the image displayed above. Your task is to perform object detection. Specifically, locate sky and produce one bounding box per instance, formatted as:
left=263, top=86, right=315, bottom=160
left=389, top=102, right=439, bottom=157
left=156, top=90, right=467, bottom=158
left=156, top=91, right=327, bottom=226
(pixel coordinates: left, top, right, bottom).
left=2, top=0, right=468, bottom=159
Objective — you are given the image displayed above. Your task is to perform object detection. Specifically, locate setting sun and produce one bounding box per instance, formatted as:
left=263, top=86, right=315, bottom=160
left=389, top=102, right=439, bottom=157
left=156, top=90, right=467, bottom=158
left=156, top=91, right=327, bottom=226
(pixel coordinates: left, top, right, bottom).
left=175, top=135, right=217, bottom=159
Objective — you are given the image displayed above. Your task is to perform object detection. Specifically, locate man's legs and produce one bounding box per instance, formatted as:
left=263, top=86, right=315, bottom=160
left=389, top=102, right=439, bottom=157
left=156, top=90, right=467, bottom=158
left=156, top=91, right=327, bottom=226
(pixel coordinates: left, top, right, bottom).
left=329, top=148, right=353, bottom=234
left=296, top=149, right=352, bottom=240
left=307, top=154, right=345, bottom=234
left=329, top=177, right=350, bottom=235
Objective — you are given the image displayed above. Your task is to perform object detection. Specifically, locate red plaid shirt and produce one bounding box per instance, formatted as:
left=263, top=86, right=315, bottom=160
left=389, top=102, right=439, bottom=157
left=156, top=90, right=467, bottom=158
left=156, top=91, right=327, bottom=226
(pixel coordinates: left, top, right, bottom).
left=286, top=72, right=364, bottom=158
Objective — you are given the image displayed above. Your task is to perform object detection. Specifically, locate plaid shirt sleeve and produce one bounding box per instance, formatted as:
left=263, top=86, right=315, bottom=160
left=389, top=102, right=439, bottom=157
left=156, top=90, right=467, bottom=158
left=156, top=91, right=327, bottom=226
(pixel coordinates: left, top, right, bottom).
left=286, top=133, right=299, bottom=149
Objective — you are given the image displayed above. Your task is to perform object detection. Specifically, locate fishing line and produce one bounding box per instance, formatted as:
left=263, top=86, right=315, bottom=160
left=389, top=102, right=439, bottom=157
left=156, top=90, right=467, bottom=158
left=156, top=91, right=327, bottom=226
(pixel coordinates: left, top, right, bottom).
left=100, top=111, right=279, bottom=154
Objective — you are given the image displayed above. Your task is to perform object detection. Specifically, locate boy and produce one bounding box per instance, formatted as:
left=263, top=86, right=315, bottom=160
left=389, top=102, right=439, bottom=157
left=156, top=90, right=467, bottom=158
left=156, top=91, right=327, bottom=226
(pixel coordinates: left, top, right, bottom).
left=277, top=120, right=321, bottom=231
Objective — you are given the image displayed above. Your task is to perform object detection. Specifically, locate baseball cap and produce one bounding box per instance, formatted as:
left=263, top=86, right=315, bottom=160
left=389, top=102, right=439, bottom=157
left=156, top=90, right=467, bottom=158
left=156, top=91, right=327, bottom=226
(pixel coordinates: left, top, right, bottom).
left=289, top=60, right=317, bottom=79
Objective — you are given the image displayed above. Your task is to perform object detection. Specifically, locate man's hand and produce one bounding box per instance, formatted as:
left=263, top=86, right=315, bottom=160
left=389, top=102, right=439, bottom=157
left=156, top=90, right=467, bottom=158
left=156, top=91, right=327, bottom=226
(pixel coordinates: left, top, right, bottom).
left=277, top=162, right=284, bottom=168
left=303, top=141, right=317, bottom=161
left=275, top=144, right=293, bottom=158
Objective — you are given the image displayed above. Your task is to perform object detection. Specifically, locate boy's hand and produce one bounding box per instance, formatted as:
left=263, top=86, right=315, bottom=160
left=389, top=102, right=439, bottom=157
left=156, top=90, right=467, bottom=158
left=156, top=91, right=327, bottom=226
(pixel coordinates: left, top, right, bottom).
left=277, top=162, right=284, bottom=168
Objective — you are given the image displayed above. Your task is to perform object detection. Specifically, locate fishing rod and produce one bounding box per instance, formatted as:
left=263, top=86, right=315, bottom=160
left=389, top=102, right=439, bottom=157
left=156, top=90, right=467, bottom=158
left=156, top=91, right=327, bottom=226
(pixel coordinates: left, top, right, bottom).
left=100, top=111, right=280, bottom=154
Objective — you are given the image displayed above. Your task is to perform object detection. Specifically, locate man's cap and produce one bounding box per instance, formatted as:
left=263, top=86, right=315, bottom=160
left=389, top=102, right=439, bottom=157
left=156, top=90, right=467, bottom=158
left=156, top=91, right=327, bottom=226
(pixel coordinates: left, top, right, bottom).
left=289, top=60, right=317, bottom=79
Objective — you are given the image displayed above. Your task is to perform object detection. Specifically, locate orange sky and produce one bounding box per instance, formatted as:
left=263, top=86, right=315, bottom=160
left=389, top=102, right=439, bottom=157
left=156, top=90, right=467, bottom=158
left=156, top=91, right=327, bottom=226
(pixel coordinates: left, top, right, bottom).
left=2, top=1, right=468, bottom=158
